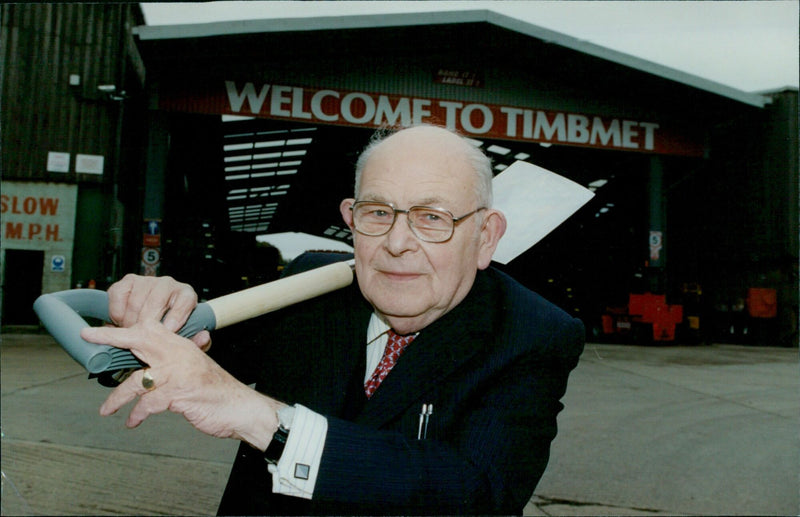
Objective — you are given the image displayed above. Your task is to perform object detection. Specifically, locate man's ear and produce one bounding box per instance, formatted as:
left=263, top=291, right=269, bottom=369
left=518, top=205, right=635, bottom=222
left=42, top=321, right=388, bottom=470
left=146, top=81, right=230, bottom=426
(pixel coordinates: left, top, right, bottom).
left=477, top=209, right=507, bottom=270
left=340, top=198, right=356, bottom=229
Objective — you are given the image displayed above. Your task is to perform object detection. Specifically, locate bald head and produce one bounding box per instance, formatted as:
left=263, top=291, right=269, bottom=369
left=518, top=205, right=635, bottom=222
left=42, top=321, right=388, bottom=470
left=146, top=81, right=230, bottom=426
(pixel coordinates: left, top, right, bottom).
left=354, top=125, right=494, bottom=208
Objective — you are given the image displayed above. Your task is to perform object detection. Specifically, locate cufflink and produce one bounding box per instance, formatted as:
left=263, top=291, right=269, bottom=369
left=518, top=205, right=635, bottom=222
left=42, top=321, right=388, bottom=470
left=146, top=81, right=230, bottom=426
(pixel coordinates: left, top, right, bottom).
left=294, top=463, right=310, bottom=480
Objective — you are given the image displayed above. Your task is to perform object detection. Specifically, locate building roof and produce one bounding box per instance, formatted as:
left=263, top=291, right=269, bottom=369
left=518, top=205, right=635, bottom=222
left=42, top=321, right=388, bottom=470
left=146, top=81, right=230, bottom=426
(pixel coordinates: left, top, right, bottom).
left=133, top=9, right=770, bottom=108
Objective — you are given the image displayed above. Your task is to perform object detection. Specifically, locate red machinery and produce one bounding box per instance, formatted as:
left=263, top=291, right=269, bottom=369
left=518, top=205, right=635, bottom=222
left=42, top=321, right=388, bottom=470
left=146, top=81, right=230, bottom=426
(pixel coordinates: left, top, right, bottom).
left=600, top=293, right=684, bottom=343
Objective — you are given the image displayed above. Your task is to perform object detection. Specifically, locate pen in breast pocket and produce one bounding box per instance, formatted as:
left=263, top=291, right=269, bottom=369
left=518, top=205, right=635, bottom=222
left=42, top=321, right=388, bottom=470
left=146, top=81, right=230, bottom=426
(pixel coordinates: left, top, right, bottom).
left=417, top=404, right=427, bottom=440
left=423, top=404, right=433, bottom=440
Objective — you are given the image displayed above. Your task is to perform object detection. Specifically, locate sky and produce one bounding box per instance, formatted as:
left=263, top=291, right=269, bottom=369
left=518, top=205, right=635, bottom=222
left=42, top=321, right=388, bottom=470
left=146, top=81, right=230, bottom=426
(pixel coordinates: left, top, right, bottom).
left=140, top=1, right=799, bottom=93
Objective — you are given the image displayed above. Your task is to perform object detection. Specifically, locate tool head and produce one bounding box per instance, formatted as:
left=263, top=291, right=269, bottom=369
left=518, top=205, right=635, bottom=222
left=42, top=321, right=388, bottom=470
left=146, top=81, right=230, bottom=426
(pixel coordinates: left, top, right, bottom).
left=491, top=161, right=595, bottom=264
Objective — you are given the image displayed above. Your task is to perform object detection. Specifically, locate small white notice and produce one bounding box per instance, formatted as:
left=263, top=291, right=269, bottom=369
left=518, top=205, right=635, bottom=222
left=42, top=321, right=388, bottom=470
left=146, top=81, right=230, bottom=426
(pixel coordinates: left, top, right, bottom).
left=47, top=152, right=70, bottom=173
left=75, top=154, right=105, bottom=175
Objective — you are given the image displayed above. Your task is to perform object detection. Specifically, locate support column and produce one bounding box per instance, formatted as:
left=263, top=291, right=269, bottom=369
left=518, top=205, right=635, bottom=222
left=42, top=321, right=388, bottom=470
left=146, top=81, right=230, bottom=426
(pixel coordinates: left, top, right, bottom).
left=647, top=155, right=666, bottom=293
left=140, top=111, right=168, bottom=276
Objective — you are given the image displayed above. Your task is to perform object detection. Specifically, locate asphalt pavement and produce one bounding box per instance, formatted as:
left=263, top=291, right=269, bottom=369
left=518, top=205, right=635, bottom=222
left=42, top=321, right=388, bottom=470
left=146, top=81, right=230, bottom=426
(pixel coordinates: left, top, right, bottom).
left=1, top=330, right=798, bottom=516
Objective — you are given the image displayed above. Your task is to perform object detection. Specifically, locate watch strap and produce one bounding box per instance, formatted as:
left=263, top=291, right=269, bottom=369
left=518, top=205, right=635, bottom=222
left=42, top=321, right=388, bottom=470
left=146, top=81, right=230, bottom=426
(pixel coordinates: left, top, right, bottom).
left=263, top=424, right=289, bottom=465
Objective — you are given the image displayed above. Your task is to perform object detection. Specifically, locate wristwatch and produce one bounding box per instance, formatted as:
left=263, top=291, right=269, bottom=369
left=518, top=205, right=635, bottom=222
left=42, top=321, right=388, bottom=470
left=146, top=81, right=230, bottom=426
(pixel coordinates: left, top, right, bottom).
left=263, top=406, right=294, bottom=465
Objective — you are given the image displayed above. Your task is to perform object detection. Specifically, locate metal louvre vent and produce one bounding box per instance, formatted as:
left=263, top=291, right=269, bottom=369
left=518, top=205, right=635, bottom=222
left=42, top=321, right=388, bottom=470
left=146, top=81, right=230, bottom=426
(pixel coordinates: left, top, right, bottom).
left=222, top=122, right=317, bottom=233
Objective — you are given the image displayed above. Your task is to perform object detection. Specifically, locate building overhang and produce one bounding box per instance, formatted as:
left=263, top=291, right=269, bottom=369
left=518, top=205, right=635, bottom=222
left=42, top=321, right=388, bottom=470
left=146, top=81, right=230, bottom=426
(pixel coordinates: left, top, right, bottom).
left=134, top=9, right=770, bottom=108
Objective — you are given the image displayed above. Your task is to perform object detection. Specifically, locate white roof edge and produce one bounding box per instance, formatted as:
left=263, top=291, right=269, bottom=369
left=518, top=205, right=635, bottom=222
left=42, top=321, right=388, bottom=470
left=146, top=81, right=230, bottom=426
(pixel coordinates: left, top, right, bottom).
left=133, top=9, right=491, bottom=39
left=133, top=9, right=770, bottom=108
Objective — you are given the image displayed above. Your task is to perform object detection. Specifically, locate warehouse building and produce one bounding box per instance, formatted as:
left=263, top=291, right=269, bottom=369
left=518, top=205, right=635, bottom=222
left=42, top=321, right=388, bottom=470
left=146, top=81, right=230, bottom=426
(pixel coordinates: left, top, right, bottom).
left=2, top=6, right=797, bottom=345
left=1, top=4, right=147, bottom=324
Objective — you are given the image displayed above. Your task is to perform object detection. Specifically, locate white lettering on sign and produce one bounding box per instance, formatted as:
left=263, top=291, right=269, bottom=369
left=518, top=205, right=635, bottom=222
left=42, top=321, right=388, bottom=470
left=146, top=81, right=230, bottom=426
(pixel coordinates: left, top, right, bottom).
left=270, top=85, right=292, bottom=117
left=209, top=81, right=696, bottom=155
left=376, top=96, right=410, bottom=126
left=461, top=104, right=493, bottom=134
left=292, top=87, right=312, bottom=119
left=440, top=100, right=462, bottom=128
left=341, top=92, right=374, bottom=124
left=225, top=81, right=270, bottom=112
left=310, top=90, right=339, bottom=121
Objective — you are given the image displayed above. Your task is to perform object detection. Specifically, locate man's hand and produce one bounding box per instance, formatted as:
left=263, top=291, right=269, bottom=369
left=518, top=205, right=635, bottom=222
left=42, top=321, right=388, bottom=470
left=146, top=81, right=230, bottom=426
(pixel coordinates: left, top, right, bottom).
left=106, top=273, right=210, bottom=351
left=81, top=321, right=282, bottom=450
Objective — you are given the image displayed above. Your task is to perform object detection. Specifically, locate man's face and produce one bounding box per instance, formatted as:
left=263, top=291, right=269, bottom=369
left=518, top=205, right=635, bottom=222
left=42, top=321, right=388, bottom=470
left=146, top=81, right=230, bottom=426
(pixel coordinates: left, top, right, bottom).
left=340, top=127, right=504, bottom=334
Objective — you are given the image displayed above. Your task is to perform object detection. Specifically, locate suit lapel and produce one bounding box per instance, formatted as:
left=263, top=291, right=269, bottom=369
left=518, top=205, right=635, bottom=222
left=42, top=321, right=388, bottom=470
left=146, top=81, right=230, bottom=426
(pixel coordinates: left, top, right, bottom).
left=303, top=286, right=372, bottom=416
left=353, top=272, right=496, bottom=428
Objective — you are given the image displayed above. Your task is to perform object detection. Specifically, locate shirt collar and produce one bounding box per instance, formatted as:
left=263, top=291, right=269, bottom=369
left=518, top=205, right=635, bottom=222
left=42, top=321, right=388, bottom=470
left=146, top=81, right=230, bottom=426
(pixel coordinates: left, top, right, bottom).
left=366, top=313, right=391, bottom=345
left=366, top=313, right=423, bottom=345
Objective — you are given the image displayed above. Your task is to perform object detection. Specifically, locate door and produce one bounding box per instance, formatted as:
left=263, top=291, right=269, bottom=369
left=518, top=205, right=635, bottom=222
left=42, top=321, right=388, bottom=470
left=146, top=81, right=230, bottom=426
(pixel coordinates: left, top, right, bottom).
left=2, top=250, right=44, bottom=325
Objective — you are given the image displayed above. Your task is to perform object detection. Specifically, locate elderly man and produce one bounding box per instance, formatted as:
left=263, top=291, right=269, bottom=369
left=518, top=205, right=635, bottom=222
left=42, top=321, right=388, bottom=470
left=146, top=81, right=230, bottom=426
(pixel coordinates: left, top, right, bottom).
left=81, top=124, right=585, bottom=515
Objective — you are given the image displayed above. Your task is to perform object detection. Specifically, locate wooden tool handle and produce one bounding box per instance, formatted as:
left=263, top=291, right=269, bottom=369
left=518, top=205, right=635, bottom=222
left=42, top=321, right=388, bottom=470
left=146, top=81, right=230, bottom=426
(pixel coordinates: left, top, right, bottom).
left=206, top=259, right=355, bottom=329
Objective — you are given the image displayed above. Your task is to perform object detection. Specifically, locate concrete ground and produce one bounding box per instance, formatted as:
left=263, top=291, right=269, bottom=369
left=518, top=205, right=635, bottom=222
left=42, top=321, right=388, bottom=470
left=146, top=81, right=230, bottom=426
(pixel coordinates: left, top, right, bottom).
left=1, top=331, right=798, bottom=516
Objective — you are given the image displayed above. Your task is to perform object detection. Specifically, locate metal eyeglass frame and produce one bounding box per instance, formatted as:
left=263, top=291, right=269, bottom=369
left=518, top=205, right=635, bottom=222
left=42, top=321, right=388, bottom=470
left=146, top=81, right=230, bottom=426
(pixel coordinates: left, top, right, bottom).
left=349, top=201, right=486, bottom=243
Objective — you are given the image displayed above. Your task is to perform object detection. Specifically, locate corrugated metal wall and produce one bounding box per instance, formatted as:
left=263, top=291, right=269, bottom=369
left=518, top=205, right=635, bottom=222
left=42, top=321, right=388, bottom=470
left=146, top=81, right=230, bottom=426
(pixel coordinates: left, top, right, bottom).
left=1, top=3, right=146, bottom=313
left=1, top=3, right=142, bottom=182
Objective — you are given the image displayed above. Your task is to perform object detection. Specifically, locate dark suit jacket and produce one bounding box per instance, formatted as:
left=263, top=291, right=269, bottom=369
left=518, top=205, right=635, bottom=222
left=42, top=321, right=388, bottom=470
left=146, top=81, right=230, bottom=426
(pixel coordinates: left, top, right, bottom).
left=211, top=252, right=585, bottom=515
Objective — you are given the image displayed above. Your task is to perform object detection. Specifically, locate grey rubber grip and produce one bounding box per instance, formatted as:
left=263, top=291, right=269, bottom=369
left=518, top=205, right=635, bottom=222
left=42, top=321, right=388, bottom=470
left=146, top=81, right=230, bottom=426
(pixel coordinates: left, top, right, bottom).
left=33, top=290, right=216, bottom=374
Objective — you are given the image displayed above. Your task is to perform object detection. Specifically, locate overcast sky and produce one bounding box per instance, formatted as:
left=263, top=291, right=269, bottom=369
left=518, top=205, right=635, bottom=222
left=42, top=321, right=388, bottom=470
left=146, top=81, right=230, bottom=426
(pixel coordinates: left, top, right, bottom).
left=141, top=1, right=798, bottom=93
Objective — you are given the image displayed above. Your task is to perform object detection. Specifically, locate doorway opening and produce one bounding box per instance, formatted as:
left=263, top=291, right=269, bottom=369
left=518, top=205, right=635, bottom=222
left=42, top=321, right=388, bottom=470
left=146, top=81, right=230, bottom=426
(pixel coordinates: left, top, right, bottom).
left=2, top=249, right=44, bottom=326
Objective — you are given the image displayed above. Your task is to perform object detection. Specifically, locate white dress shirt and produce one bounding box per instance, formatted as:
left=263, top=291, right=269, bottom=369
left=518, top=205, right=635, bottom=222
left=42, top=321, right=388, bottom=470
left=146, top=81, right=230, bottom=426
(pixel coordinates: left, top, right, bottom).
left=268, top=314, right=391, bottom=499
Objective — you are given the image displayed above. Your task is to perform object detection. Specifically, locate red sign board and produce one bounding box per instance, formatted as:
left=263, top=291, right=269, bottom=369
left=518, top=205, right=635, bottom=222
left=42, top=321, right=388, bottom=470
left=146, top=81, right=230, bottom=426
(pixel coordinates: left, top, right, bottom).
left=157, top=80, right=705, bottom=157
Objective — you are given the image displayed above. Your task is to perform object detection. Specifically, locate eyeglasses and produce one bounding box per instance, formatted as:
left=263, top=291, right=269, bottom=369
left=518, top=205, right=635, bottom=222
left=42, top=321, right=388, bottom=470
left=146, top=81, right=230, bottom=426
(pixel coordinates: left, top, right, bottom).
left=350, top=201, right=486, bottom=243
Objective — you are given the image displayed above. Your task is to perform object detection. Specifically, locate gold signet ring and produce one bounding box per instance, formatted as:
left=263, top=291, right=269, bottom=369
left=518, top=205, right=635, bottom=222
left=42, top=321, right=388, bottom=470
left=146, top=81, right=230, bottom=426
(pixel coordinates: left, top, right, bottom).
left=141, top=369, right=156, bottom=391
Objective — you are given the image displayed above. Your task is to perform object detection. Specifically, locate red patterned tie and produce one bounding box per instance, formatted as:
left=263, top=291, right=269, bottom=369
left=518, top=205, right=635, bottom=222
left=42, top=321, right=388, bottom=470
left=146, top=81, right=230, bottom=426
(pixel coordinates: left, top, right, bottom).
left=364, top=329, right=415, bottom=398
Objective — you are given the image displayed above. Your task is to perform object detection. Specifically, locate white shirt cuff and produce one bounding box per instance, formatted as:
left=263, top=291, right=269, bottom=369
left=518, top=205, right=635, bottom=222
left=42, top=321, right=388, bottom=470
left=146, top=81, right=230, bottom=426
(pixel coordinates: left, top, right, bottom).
left=267, top=404, right=328, bottom=499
